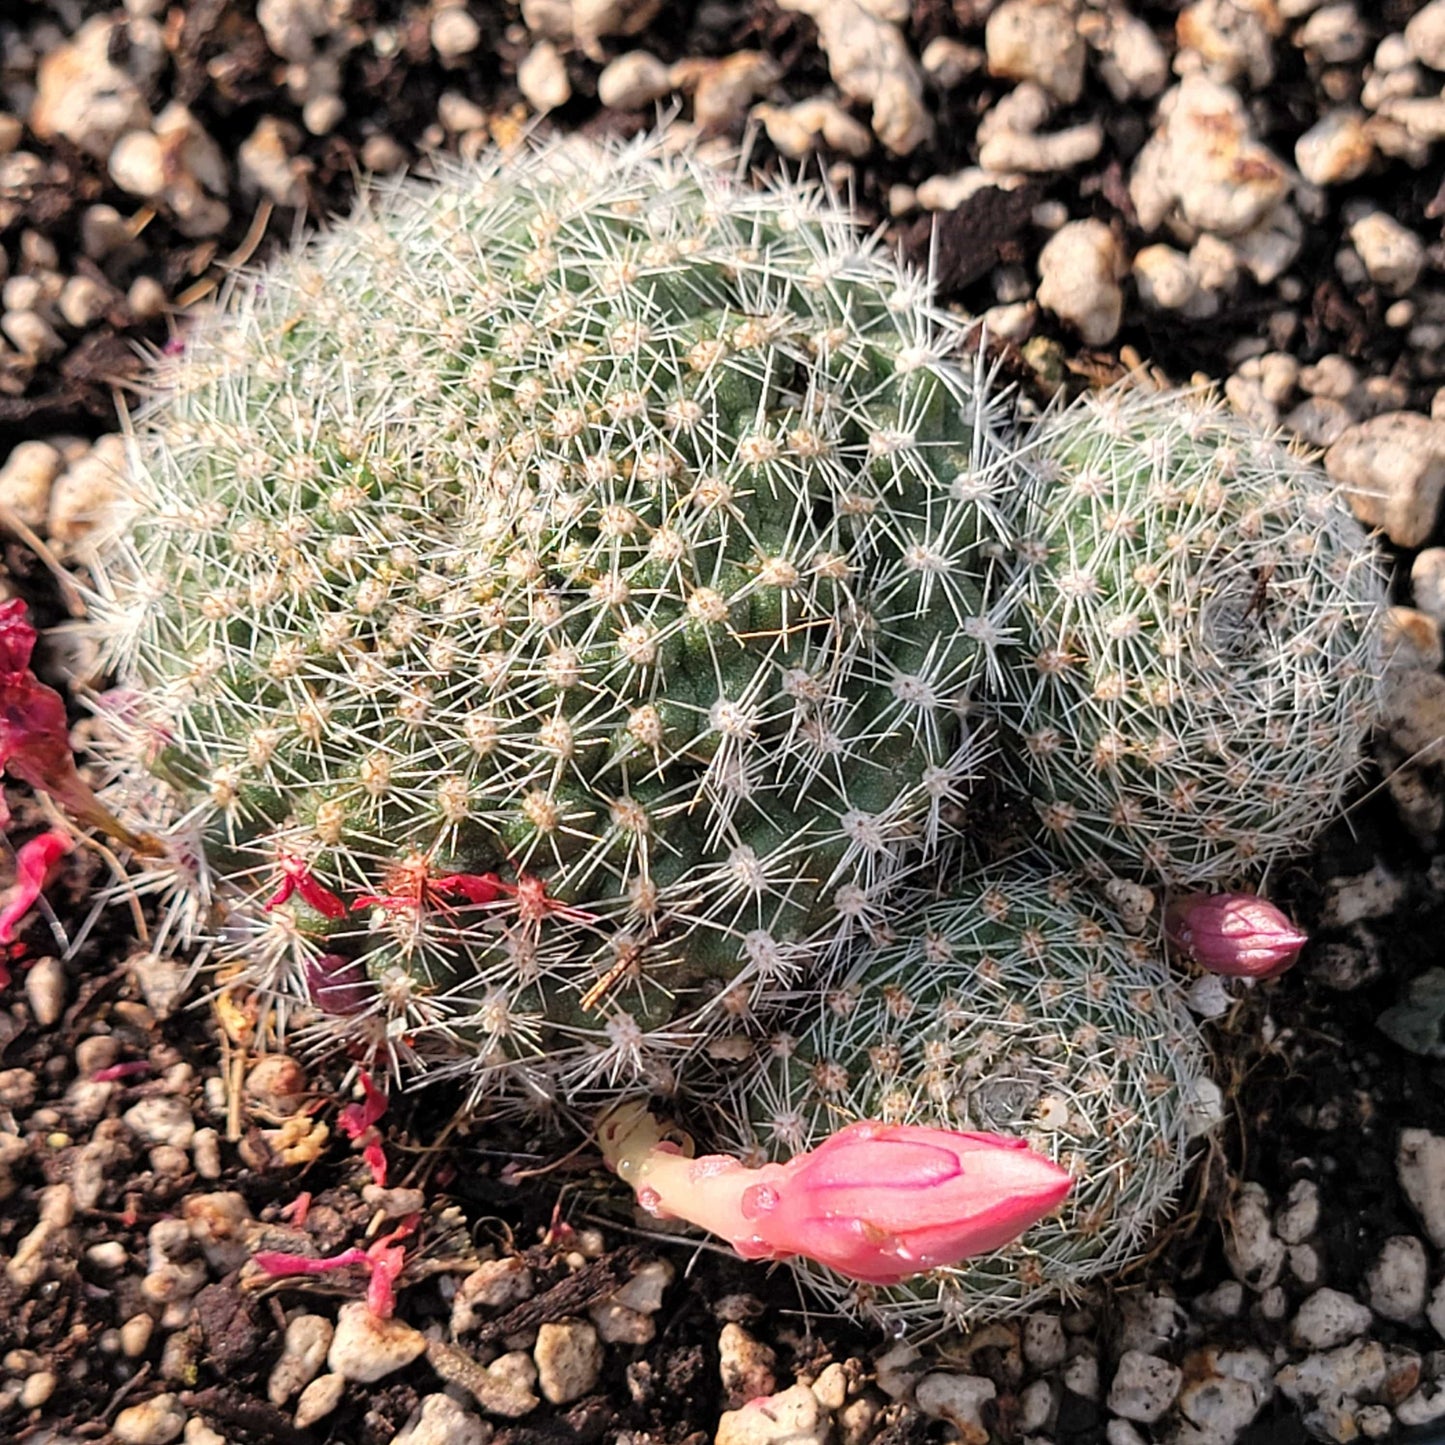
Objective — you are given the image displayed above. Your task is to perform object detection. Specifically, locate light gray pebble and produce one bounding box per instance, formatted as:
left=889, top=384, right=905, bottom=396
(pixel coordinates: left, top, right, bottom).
left=294, top=1372, right=345, bottom=1428
left=985, top=0, right=1085, bottom=102
left=715, top=1384, right=827, bottom=1445
left=1366, top=1235, right=1429, bottom=1322
left=1226, top=1183, right=1286, bottom=1289
left=1024, top=1314, right=1068, bottom=1371
left=389, top=1392, right=490, bottom=1445
left=914, top=1373, right=996, bottom=1434
left=517, top=41, right=570, bottom=113
left=1350, top=211, right=1426, bottom=293
left=1106, top=1351, right=1182, bottom=1424
left=1399, top=1130, right=1445, bottom=1247
left=1290, top=1245, right=1323, bottom=1287
left=1019, top=1378, right=1056, bottom=1432
left=1116, top=1292, right=1185, bottom=1355
left=534, top=1319, right=603, bottom=1405
left=1295, top=109, right=1375, bottom=186
left=124, top=1096, right=195, bottom=1150
left=268, top=1314, right=333, bottom=1405
left=1177, top=1347, right=1273, bottom=1437
left=1400, top=1380, right=1445, bottom=1425
left=1290, top=1289, right=1374, bottom=1350
left=1406, top=0, right=1445, bottom=69
left=1194, top=1281, right=1245, bottom=1319
left=1064, top=1353, right=1100, bottom=1400
left=1036, top=219, right=1124, bottom=345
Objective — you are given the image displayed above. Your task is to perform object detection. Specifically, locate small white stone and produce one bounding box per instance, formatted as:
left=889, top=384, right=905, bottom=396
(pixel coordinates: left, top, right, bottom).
left=1412, top=548, right=1445, bottom=623
left=30, top=18, right=152, bottom=160
left=1398, top=1381, right=1445, bottom=1427
left=533, top=1319, right=603, bottom=1405
left=1106, top=1351, right=1182, bottom=1424
left=294, top=1372, right=345, bottom=1428
left=389, top=1393, right=489, bottom=1445
left=915, top=1373, right=996, bottom=1435
left=1406, top=0, right=1445, bottom=69
left=451, top=1257, right=534, bottom=1335
left=268, top=1314, right=334, bottom=1404
left=3, top=310, right=64, bottom=361
left=777, top=0, right=930, bottom=155
left=0, top=441, right=63, bottom=531
left=1194, top=1280, right=1245, bottom=1319
left=597, top=51, right=673, bottom=109
left=1366, top=1235, right=1429, bottom=1322
left=1177, top=1347, right=1273, bottom=1437
left=1185, top=973, right=1234, bottom=1019
left=1427, top=1276, right=1445, bottom=1338
left=1276, top=1180, right=1322, bottom=1244
left=611, top=1258, right=673, bottom=1314
left=20, top=1370, right=56, bottom=1409
left=1295, top=109, right=1374, bottom=185
left=518, top=42, right=570, bottom=113
left=58, top=275, right=113, bottom=329
left=1177, top=0, right=1276, bottom=86
left=1018, top=1378, right=1055, bottom=1432
left=979, top=121, right=1104, bottom=173
left=1134, top=244, right=1200, bottom=312
left=1350, top=212, right=1425, bottom=293
left=237, top=116, right=309, bottom=208
left=921, top=36, right=983, bottom=87
left=1298, top=3, right=1368, bottom=62
left=715, top=1384, right=828, bottom=1445
left=432, top=7, right=482, bottom=59
left=874, top=1341, right=921, bottom=1399
left=1117, top=1293, right=1186, bottom=1355
left=114, top=1393, right=187, bottom=1445
left=1290, top=1244, right=1323, bottom=1287
left=124, top=1096, right=195, bottom=1150
left=327, top=1300, right=426, bottom=1382
left=752, top=98, right=873, bottom=159
left=1096, top=12, right=1170, bottom=100
left=1225, top=1183, right=1286, bottom=1290
left=1023, top=1314, right=1068, bottom=1370
left=916, top=166, right=1025, bottom=211
left=986, top=0, right=1086, bottom=101
left=1064, top=1353, right=1100, bottom=1400
left=1325, top=414, right=1445, bottom=548
left=1290, top=1288, right=1374, bottom=1350
left=1036, top=219, right=1125, bottom=345
left=109, top=130, right=166, bottom=199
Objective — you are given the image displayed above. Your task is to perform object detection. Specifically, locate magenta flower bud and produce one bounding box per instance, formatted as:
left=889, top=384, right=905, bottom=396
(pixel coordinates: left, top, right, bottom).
left=1164, top=892, right=1307, bottom=979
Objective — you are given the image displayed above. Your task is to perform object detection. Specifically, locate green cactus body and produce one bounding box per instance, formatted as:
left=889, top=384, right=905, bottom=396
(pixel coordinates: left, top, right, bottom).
left=85, top=135, right=1018, bottom=1098
left=711, top=864, right=1214, bottom=1331
left=995, top=385, right=1386, bottom=886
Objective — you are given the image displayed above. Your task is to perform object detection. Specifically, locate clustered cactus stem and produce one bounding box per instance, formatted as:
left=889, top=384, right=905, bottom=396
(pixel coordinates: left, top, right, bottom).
left=61, top=129, right=1389, bottom=1332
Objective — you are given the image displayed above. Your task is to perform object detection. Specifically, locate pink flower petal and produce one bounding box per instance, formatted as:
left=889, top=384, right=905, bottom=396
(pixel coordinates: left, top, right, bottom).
left=252, top=1247, right=370, bottom=1277
left=0, top=828, right=71, bottom=944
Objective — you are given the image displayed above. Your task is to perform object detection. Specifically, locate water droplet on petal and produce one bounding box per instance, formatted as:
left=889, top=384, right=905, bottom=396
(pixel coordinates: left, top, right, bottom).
left=740, top=1183, right=780, bottom=1219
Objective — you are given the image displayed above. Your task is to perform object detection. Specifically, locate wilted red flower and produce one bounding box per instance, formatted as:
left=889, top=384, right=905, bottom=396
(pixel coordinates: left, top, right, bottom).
left=0, top=601, right=158, bottom=854
left=1164, top=892, right=1307, bottom=979
left=0, top=828, right=71, bottom=951
left=304, top=953, right=374, bottom=1016
left=600, top=1104, right=1071, bottom=1285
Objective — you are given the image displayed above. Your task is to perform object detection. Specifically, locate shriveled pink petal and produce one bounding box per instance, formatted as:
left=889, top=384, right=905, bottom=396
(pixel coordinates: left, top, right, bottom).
left=91, top=1060, right=153, bottom=1083
left=362, top=1139, right=388, bottom=1188
left=338, top=1070, right=387, bottom=1140
left=0, top=828, right=71, bottom=944
left=253, top=1247, right=369, bottom=1277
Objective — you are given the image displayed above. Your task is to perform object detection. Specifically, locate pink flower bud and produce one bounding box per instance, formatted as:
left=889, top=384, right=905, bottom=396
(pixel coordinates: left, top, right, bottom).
left=600, top=1105, right=1071, bottom=1286
left=1164, top=892, right=1307, bottom=979
left=740, top=1122, right=1073, bottom=1283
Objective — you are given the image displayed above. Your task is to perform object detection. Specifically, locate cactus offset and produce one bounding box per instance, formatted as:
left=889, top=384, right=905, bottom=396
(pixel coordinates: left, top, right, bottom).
left=708, top=863, right=1215, bottom=1331
left=994, top=385, right=1387, bottom=887
left=81, top=133, right=1018, bottom=1100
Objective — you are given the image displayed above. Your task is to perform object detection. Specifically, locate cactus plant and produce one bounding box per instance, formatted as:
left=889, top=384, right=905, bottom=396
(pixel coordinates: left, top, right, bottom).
left=993, top=385, right=1387, bottom=887
left=708, top=863, right=1215, bottom=1331
left=80, top=132, right=1021, bottom=1100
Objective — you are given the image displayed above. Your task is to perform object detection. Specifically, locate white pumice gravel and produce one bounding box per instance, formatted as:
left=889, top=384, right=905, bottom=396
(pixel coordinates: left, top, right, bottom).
left=533, top=1319, right=604, bottom=1405
left=327, top=1301, right=427, bottom=1383
left=1290, top=1289, right=1375, bottom=1350
left=1106, top=1350, right=1183, bottom=1424
left=389, top=1393, right=490, bottom=1445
